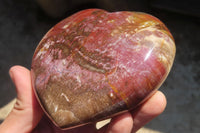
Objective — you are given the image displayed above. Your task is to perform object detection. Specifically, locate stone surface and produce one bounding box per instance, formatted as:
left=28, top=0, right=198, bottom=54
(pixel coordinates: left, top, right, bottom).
left=31, top=9, right=175, bottom=129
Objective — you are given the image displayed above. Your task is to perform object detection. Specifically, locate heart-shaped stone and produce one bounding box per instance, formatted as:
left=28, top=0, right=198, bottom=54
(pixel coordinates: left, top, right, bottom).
left=31, top=9, right=175, bottom=129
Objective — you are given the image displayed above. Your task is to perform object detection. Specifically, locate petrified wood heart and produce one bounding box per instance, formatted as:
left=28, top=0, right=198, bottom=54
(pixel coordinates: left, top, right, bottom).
left=31, top=9, right=176, bottom=129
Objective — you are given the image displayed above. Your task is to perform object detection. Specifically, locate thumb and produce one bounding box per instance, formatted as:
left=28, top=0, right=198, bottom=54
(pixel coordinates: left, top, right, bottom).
left=0, top=65, right=43, bottom=133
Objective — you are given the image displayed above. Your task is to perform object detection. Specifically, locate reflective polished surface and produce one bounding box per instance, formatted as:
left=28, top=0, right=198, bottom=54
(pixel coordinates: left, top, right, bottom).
left=31, top=9, right=175, bottom=129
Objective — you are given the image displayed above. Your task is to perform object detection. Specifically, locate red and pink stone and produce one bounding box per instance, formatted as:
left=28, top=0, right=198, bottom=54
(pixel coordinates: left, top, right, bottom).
left=31, top=9, right=176, bottom=129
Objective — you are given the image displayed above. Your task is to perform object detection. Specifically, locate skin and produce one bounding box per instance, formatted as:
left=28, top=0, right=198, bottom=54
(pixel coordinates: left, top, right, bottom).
left=0, top=65, right=166, bottom=133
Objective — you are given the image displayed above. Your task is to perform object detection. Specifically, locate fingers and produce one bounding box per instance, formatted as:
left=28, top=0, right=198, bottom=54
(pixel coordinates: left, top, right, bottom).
left=131, top=91, right=167, bottom=132
left=102, top=91, right=166, bottom=133
left=0, top=65, right=43, bottom=133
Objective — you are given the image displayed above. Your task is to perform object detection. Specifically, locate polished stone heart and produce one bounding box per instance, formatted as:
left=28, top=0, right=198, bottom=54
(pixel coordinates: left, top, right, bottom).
left=31, top=9, right=175, bottom=129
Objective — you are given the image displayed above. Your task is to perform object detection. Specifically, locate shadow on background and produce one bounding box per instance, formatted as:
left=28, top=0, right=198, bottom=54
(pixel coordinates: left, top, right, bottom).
left=0, top=0, right=199, bottom=132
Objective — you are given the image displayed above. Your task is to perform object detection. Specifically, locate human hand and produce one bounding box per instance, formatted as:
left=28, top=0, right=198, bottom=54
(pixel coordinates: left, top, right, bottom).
left=0, top=65, right=166, bottom=133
